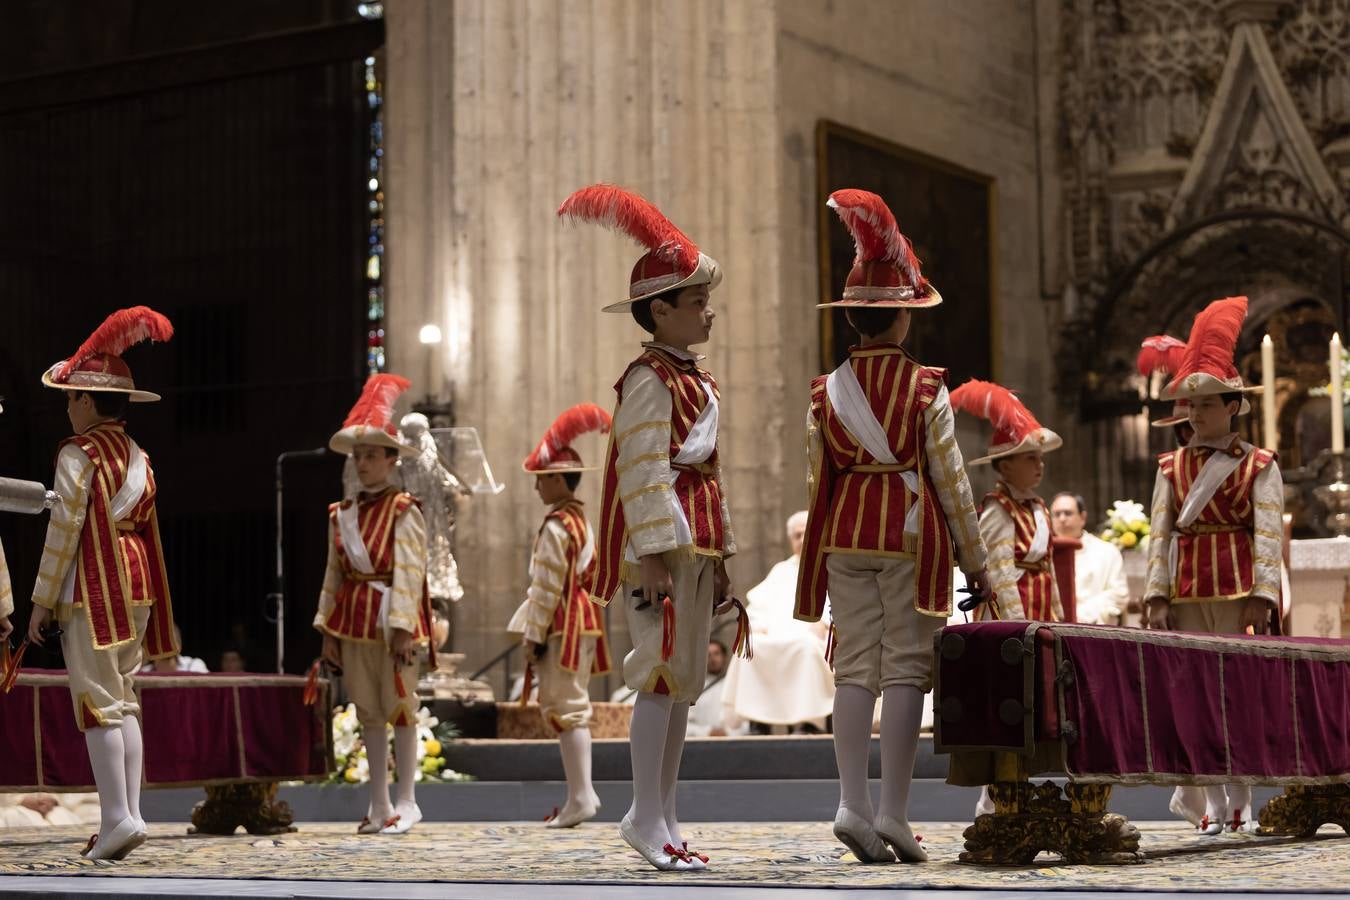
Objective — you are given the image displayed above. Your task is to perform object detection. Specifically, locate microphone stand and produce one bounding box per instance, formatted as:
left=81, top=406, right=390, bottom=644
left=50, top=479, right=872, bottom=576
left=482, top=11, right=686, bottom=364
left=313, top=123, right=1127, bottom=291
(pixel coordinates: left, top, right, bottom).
left=272, top=448, right=328, bottom=674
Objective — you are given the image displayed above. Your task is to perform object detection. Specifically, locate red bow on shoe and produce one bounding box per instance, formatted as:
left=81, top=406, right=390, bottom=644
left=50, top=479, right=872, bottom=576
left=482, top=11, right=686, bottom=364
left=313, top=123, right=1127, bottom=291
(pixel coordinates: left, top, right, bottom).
left=544, top=807, right=559, bottom=823
left=663, top=842, right=693, bottom=864
left=682, top=842, right=709, bottom=863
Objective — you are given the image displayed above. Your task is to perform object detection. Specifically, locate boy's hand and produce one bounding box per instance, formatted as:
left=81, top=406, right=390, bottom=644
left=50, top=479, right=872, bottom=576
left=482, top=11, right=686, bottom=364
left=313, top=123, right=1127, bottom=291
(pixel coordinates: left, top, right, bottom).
left=27, top=606, right=52, bottom=646
left=0, top=615, right=11, bottom=642
left=390, top=628, right=417, bottom=668
left=1240, top=597, right=1273, bottom=634
left=965, top=569, right=991, bottom=598
left=321, top=633, right=343, bottom=669
left=713, top=561, right=735, bottom=615
left=1145, top=597, right=1172, bottom=630
left=639, top=554, right=674, bottom=607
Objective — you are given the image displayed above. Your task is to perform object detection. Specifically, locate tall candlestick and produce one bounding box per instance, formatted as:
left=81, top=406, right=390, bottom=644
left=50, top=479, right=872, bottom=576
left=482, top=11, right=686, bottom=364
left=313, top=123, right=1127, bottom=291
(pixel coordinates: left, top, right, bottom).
left=1261, top=334, right=1278, bottom=451
left=1332, top=332, right=1345, bottom=455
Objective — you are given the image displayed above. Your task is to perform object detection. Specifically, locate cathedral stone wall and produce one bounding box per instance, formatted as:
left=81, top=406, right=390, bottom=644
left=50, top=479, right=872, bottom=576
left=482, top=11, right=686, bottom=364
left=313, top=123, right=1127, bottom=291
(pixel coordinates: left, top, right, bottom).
left=381, top=0, right=1056, bottom=678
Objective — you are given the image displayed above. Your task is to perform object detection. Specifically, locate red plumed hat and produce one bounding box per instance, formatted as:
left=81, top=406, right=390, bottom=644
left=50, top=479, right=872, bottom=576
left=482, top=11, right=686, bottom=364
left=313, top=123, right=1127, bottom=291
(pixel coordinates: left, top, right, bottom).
left=950, top=379, right=1062, bottom=465
left=1137, top=334, right=1191, bottom=427
left=558, top=184, right=722, bottom=313
left=42, top=306, right=174, bottom=403
left=523, top=403, right=612, bottom=473
left=823, top=189, right=941, bottom=309
left=330, top=374, right=418, bottom=457
left=1161, top=296, right=1258, bottom=415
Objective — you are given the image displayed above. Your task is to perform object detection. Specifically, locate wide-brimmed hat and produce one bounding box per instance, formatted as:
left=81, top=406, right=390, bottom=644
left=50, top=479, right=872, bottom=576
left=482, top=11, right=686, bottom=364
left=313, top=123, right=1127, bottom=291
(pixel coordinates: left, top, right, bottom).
left=820, top=189, right=941, bottom=309
left=950, top=379, right=1062, bottom=465
left=522, top=403, right=612, bottom=474
left=41, top=306, right=173, bottom=403
left=330, top=374, right=419, bottom=458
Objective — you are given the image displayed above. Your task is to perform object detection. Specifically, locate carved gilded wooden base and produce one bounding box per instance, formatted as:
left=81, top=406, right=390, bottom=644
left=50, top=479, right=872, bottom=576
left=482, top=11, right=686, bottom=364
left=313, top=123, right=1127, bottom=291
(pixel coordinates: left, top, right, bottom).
left=189, top=783, right=298, bottom=836
left=960, top=780, right=1143, bottom=865
left=1258, top=784, right=1350, bottom=838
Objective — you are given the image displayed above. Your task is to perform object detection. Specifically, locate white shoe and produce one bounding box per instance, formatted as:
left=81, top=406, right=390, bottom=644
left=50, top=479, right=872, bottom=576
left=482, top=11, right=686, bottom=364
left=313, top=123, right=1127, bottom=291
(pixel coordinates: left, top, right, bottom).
left=379, top=803, right=423, bottom=835
left=833, top=808, right=895, bottom=863
left=83, top=817, right=147, bottom=861
left=874, top=814, right=927, bottom=862
left=619, top=815, right=693, bottom=871
left=356, top=815, right=385, bottom=835
left=1198, top=815, right=1223, bottom=836
left=547, top=798, right=600, bottom=829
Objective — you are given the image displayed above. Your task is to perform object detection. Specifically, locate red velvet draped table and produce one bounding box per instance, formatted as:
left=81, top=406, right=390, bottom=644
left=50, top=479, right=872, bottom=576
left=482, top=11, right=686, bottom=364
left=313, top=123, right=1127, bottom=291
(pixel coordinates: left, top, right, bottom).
left=0, top=670, right=332, bottom=834
left=933, top=621, right=1350, bottom=864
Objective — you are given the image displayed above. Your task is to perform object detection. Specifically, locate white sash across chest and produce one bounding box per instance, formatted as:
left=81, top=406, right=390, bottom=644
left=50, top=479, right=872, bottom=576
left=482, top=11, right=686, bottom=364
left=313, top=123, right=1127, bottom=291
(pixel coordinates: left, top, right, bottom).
left=1168, top=441, right=1248, bottom=580
left=825, top=360, right=921, bottom=536
left=59, top=439, right=147, bottom=612
left=623, top=374, right=719, bottom=564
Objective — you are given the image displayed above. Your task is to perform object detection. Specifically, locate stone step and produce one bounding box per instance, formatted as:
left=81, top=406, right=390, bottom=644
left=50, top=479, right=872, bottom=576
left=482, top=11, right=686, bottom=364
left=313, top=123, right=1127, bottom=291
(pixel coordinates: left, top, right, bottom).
left=443, top=733, right=949, bottom=782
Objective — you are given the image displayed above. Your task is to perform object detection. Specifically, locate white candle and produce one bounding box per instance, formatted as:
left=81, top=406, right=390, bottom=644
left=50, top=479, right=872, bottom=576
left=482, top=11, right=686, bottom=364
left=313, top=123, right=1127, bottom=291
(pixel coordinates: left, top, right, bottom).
left=1261, top=334, right=1277, bottom=451
left=1332, top=333, right=1345, bottom=454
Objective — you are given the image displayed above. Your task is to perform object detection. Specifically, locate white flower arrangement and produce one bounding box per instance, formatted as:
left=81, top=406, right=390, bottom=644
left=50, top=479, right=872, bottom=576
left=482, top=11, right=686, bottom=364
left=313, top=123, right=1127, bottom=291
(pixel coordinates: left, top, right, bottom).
left=1098, top=499, right=1150, bottom=551
left=328, top=702, right=472, bottom=784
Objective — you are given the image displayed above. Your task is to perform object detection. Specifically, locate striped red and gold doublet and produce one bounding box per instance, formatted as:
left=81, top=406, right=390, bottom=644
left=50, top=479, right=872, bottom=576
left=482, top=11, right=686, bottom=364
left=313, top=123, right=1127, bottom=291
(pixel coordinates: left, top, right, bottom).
left=983, top=484, right=1056, bottom=621
left=62, top=423, right=177, bottom=658
left=545, top=500, right=611, bottom=674
left=591, top=348, right=727, bottom=606
left=1160, top=443, right=1275, bottom=603
left=322, top=490, right=432, bottom=642
left=796, top=346, right=955, bottom=620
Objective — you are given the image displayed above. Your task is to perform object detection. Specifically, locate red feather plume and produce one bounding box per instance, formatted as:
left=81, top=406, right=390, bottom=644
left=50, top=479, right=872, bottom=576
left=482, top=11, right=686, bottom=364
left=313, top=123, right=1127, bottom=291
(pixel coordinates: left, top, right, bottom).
left=950, top=379, right=1042, bottom=440
left=1173, top=296, right=1247, bottom=382
left=57, top=306, right=174, bottom=381
left=827, top=189, right=925, bottom=289
left=557, top=184, right=699, bottom=276
left=525, top=403, right=612, bottom=469
left=344, top=374, right=412, bottom=429
left=1136, top=334, right=1188, bottom=378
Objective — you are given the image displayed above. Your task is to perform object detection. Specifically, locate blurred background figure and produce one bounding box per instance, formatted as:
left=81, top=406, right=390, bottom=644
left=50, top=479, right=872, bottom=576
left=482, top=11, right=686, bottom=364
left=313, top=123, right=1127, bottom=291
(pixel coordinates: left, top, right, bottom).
left=721, top=512, right=834, bottom=734
left=686, top=640, right=747, bottom=737
left=219, top=647, right=247, bottom=673
left=1050, top=493, right=1128, bottom=625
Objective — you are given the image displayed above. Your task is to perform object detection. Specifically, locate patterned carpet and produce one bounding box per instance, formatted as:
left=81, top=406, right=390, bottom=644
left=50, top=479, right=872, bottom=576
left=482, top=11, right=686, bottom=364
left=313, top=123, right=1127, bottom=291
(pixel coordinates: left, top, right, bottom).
left=0, top=821, right=1347, bottom=891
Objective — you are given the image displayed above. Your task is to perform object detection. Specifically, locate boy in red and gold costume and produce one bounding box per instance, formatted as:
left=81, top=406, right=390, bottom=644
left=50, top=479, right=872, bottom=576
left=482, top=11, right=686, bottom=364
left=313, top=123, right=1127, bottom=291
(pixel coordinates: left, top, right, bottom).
left=1144, top=296, right=1282, bottom=835
left=795, top=190, right=989, bottom=864
left=26, top=307, right=178, bottom=861
left=316, top=374, right=434, bottom=835
left=951, top=381, right=1064, bottom=623
left=559, top=185, right=739, bottom=871
left=508, top=403, right=613, bottom=828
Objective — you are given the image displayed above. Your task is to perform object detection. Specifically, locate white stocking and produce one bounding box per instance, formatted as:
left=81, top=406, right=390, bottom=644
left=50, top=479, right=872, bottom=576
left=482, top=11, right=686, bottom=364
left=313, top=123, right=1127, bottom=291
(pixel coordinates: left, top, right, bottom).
left=877, top=685, right=923, bottom=823
left=392, top=725, right=418, bottom=810
left=626, top=692, right=674, bottom=850
left=364, top=724, right=392, bottom=821
left=85, top=726, right=130, bottom=838
left=661, top=702, right=690, bottom=845
left=1203, top=785, right=1227, bottom=825
left=559, top=726, right=596, bottom=810
left=1226, top=784, right=1253, bottom=829
left=832, top=684, right=877, bottom=819
left=122, top=714, right=145, bottom=827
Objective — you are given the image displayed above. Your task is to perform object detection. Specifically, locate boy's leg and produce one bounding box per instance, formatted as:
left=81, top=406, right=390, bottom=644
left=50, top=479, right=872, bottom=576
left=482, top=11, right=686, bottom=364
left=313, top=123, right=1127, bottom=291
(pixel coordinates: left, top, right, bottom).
left=384, top=656, right=422, bottom=833
left=875, top=556, right=943, bottom=861
left=543, top=635, right=600, bottom=827
left=659, top=556, right=715, bottom=858
left=342, top=641, right=394, bottom=831
left=625, top=691, right=675, bottom=851
left=824, top=554, right=893, bottom=863
left=118, top=607, right=152, bottom=832
left=63, top=610, right=139, bottom=858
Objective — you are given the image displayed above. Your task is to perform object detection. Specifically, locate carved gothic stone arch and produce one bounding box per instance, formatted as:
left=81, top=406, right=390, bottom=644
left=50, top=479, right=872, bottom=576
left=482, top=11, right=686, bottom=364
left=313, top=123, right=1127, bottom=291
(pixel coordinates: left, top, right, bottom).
left=1064, top=209, right=1350, bottom=419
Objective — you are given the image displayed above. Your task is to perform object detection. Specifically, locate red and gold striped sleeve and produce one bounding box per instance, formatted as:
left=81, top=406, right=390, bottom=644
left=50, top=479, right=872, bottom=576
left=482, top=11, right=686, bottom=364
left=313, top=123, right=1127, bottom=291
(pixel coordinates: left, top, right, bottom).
left=30, top=444, right=95, bottom=616
left=388, top=502, right=427, bottom=635
left=506, top=517, right=570, bottom=645
left=313, top=513, right=344, bottom=632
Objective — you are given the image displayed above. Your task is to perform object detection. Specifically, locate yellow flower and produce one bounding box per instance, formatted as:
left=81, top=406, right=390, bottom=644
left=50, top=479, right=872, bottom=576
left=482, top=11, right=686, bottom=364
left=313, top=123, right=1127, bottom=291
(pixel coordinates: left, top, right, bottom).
left=1100, top=530, right=1114, bottom=542
left=423, top=739, right=442, bottom=757
left=344, top=767, right=360, bottom=783
left=1119, top=531, right=1138, bottom=549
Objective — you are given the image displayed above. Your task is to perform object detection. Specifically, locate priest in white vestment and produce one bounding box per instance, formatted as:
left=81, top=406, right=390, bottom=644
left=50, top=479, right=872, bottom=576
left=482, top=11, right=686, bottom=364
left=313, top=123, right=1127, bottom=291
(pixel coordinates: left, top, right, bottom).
left=721, top=512, right=835, bottom=730
left=1050, top=493, right=1129, bottom=625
